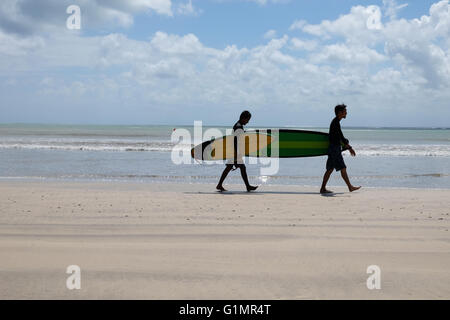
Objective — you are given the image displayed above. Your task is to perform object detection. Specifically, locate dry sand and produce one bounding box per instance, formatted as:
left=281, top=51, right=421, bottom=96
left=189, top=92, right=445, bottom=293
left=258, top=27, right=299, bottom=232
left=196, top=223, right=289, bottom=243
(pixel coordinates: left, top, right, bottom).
left=0, top=180, right=449, bottom=299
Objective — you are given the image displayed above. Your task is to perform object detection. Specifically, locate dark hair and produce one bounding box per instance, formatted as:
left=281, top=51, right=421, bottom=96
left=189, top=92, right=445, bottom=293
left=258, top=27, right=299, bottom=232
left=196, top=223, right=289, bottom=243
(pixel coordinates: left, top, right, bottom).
left=239, top=110, right=252, bottom=121
left=334, top=104, right=347, bottom=116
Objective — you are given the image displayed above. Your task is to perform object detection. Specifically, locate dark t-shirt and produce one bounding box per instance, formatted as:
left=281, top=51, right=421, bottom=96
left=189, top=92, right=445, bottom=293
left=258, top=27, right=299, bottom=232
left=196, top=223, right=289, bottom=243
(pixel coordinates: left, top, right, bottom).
left=329, top=117, right=349, bottom=146
left=233, top=121, right=244, bottom=132
left=229, top=121, right=244, bottom=164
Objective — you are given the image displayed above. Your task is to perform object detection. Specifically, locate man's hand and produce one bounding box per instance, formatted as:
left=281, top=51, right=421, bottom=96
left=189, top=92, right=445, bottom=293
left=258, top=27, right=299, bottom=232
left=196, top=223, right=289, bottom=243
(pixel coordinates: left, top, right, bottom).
left=349, top=147, right=356, bottom=157
left=345, top=144, right=356, bottom=156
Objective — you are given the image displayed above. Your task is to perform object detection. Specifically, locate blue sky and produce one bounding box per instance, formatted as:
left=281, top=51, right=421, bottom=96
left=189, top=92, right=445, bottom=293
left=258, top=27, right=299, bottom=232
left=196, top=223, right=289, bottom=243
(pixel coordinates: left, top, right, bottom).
left=128, top=0, right=437, bottom=47
left=0, top=0, right=449, bottom=127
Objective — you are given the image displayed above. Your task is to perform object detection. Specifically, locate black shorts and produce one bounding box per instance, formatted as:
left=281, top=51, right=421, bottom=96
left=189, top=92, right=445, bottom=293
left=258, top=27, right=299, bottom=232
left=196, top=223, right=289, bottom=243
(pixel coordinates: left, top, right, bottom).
left=326, top=144, right=346, bottom=172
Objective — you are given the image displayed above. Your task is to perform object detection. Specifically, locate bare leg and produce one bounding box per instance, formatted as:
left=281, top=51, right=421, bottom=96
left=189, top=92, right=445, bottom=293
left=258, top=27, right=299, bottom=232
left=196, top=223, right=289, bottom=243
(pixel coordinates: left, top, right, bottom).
left=340, top=168, right=361, bottom=192
left=320, top=169, right=334, bottom=193
left=216, top=165, right=233, bottom=191
left=238, top=165, right=258, bottom=192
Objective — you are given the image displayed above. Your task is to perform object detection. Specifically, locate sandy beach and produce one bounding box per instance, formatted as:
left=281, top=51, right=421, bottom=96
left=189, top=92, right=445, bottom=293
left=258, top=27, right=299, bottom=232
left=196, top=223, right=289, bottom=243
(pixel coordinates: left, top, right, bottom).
left=0, top=179, right=449, bottom=299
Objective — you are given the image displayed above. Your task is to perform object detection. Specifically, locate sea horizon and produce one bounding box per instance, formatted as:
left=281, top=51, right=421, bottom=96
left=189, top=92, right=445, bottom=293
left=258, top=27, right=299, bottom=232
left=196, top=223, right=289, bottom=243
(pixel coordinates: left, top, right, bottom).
left=1, top=122, right=449, bottom=130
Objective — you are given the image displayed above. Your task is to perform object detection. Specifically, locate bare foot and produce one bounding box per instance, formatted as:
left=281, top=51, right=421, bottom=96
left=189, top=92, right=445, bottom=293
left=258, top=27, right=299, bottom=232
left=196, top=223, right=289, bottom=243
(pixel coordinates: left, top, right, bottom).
left=320, top=189, right=333, bottom=194
left=247, top=185, right=258, bottom=192
left=216, top=186, right=227, bottom=192
left=349, top=186, right=361, bottom=192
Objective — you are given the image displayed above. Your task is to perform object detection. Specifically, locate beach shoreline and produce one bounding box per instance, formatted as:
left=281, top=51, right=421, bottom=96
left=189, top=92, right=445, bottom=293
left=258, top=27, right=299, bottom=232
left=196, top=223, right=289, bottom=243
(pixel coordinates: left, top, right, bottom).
left=2, top=176, right=450, bottom=191
left=0, top=180, right=449, bottom=299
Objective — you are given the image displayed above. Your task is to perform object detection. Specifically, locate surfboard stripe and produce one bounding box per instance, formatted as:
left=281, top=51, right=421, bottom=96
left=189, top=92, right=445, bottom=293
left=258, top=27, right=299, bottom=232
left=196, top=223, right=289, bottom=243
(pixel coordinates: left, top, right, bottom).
left=222, top=137, right=226, bottom=159
left=279, top=141, right=329, bottom=148
left=256, top=130, right=260, bottom=157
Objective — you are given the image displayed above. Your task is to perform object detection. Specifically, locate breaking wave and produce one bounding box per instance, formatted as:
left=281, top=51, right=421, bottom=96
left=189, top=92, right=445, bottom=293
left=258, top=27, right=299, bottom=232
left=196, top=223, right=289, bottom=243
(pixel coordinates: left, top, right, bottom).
left=1, top=138, right=450, bottom=157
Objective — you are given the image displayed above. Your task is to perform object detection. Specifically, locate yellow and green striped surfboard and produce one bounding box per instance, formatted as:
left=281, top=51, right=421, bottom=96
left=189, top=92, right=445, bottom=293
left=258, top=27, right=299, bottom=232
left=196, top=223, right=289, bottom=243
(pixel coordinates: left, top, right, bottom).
left=191, top=129, right=340, bottom=160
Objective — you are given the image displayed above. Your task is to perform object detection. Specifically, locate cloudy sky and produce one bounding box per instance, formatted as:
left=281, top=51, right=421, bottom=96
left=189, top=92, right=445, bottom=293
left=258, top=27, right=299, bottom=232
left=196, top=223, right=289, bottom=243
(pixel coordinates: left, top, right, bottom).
left=0, top=0, right=449, bottom=127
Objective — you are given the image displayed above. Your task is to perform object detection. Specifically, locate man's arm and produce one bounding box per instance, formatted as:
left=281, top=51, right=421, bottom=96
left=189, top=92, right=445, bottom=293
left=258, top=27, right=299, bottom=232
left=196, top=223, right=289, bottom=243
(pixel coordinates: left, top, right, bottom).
left=339, top=124, right=356, bottom=156
left=338, top=124, right=349, bottom=146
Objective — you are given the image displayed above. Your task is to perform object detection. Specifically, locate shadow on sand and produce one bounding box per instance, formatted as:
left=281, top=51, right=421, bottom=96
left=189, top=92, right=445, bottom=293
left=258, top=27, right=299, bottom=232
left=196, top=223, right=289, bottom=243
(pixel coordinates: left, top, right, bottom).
left=184, top=191, right=346, bottom=196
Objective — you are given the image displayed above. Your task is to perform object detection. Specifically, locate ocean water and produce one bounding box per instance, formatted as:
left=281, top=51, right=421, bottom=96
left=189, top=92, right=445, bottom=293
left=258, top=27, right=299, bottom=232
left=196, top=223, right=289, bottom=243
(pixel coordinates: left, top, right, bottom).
left=0, top=123, right=450, bottom=189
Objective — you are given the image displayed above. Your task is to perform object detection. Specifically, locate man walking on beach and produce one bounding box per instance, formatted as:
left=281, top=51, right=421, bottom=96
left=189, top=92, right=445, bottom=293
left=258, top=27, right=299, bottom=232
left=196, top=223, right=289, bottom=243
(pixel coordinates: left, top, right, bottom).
left=216, top=110, right=258, bottom=192
left=320, top=104, right=361, bottom=194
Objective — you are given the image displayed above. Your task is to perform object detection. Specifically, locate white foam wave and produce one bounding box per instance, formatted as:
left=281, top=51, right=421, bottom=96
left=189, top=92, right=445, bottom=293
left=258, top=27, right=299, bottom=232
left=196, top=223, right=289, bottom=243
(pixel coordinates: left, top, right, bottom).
left=352, top=144, right=450, bottom=157
left=0, top=139, right=180, bottom=152
left=1, top=139, right=450, bottom=157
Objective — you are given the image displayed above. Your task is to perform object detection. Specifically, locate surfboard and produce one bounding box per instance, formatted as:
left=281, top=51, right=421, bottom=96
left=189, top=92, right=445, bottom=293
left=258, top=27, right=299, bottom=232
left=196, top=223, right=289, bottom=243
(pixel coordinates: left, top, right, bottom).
left=191, top=129, right=343, bottom=160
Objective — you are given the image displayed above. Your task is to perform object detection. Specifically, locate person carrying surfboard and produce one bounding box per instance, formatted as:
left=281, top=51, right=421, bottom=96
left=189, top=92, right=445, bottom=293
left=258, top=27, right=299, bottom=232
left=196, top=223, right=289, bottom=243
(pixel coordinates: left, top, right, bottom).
left=320, top=104, right=361, bottom=194
left=216, top=111, right=258, bottom=192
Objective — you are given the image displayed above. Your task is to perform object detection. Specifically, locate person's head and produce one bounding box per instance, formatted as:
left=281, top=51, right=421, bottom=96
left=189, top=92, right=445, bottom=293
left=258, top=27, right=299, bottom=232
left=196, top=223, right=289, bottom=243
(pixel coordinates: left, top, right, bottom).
left=334, top=104, right=347, bottom=119
left=239, top=110, right=252, bottom=125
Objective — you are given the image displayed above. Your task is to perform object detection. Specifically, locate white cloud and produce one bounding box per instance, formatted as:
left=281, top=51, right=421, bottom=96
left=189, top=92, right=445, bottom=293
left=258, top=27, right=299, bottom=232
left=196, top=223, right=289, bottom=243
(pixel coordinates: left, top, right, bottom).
left=0, top=0, right=173, bottom=36
left=290, top=38, right=317, bottom=51
left=289, top=0, right=450, bottom=90
left=382, top=0, right=450, bottom=88
left=1, top=1, right=450, bottom=126
left=150, top=31, right=207, bottom=54
left=383, top=0, right=408, bottom=20
left=385, top=41, right=450, bottom=88
left=177, top=0, right=201, bottom=16
left=263, top=29, right=277, bottom=39
left=301, top=5, right=383, bottom=44
left=311, top=43, right=386, bottom=65
left=0, top=29, right=44, bottom=56
left=289, top=19, right=307, bottom=31
left=129, top=0, right=173, bottom=16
